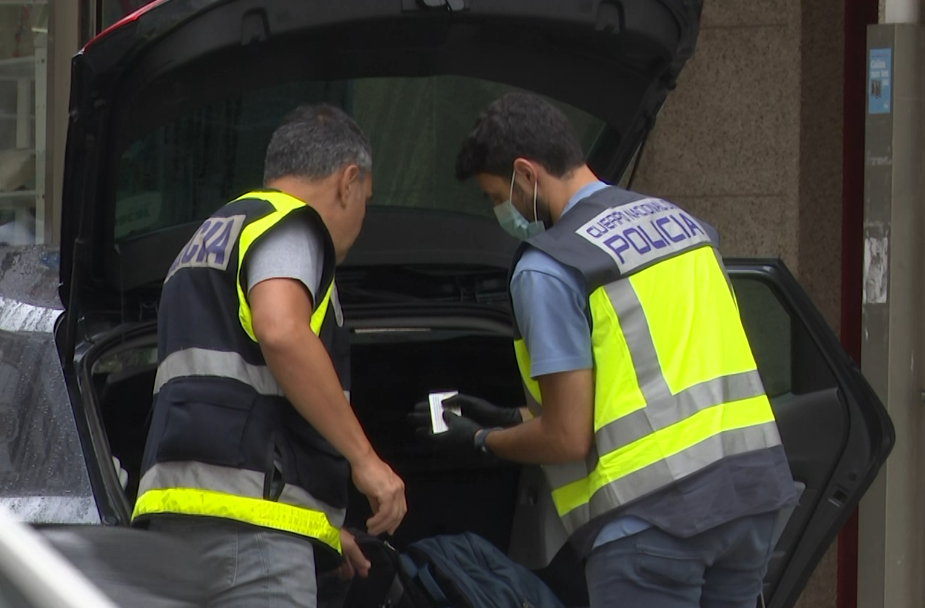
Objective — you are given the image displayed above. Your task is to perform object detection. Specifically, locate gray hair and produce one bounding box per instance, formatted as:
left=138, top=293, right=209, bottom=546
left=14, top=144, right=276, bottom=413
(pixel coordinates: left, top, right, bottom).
left=263, top=104, right=372, bottom=184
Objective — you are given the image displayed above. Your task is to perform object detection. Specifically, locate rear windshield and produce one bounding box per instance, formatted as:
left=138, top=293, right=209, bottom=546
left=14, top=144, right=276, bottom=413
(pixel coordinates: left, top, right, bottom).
left=113, top=76, right=606, bottom=241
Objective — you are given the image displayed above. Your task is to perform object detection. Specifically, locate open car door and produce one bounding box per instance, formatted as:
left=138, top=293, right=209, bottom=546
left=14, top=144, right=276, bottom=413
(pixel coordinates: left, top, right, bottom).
left=725, top=260, right=893, bottom=608
left=504, top=257, right=893, bottom=608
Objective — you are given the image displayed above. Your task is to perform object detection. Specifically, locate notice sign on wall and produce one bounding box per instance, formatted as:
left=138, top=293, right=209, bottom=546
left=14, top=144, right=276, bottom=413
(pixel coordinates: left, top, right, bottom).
left=869, top=48, right=892, bottom=114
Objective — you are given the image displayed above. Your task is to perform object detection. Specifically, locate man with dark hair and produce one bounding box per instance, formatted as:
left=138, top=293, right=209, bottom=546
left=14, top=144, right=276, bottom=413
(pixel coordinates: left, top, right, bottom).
left=429, top=92, right=797, bottom=607
left=134, top=104, right=407, bottom=608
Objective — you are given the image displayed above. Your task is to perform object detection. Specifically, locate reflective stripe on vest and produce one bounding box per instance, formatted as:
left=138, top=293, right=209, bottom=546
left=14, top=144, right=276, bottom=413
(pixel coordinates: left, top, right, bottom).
left=515, top=246, right=781, bottom=535
left=152, top=282, right=333, bottom=395
left=133, top=462, right=343, bottom=554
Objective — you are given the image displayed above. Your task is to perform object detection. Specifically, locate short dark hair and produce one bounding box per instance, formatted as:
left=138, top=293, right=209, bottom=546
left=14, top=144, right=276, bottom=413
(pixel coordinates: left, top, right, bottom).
left=455, top=92, right=585, bottom=181
left=264, top=104, right=372, bottom=185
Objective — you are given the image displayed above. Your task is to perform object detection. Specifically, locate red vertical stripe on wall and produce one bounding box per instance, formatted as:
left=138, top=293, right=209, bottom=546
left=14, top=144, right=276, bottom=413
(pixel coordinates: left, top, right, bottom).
left=837, top=0, right=878, bottom=606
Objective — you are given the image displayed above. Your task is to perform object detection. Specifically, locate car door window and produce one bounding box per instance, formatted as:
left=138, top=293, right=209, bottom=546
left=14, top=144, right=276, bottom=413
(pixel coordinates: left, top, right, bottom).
left=734, top=277, right=794, bottom=398
left=734, top=274, right=838, bottom=398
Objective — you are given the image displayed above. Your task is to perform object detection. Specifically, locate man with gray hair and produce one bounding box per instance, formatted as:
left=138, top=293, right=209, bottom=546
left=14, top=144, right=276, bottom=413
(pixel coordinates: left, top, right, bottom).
left=134, top=104, right=406, bottom=607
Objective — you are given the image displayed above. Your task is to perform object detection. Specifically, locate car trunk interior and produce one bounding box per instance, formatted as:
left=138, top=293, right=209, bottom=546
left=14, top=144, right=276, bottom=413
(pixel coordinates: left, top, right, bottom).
left=88, top=311, right=591, bottom=606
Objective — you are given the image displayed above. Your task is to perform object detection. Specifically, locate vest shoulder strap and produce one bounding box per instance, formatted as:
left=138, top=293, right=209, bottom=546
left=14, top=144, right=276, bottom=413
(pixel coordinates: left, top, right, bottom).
left=517, top=187, right=718, bottom=292
left=232, top=189, right=337, bottom=301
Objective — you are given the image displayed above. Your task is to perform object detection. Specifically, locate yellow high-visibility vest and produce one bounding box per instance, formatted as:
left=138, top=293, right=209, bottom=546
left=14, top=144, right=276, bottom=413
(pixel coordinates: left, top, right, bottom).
left=512, top=189, right=781, bottom=536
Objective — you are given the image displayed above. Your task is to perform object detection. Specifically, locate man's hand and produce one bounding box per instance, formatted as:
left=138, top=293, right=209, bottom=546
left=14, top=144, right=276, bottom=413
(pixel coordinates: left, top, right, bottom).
left=351, top=456, right=407, bottom=536
left=408, top=394, right=522, bottom=433
left=415, top=410, right=483, bottom=456
left=443, top=394, right=523, bottom=428
left=337, top=529, right=371, bottom=580
left=251, top=278, right=408, bottom=536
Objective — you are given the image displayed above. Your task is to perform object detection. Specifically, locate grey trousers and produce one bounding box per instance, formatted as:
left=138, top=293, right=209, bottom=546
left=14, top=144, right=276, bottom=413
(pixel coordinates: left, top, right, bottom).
left=148, top=516, right=318, bottom=608
left=585, top=512, right=778, bottom=608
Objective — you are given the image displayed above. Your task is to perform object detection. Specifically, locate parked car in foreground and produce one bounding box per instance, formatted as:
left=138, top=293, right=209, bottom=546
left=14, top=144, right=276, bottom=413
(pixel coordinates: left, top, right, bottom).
left=0, top=503, right=120, bottom=608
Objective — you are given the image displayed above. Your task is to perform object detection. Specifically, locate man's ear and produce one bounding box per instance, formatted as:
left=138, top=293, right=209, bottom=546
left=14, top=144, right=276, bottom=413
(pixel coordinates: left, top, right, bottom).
left=338, top=165, right=361, bottom=207
left=512, top=158, right=535, bottom=184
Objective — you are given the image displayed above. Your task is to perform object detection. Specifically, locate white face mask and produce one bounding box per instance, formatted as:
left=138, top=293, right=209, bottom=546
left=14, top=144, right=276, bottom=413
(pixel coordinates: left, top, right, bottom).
left=493, top=170, right=545, bottom=241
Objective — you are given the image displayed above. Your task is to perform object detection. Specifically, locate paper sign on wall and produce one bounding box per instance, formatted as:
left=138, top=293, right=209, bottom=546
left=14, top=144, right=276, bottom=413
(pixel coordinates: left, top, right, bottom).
left=869, top=48, right=892, bottom=115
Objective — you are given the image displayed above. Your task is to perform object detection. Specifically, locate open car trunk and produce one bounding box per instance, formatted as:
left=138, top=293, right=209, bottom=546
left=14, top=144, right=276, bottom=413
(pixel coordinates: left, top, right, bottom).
left=60, top=0, right=704, bottom=533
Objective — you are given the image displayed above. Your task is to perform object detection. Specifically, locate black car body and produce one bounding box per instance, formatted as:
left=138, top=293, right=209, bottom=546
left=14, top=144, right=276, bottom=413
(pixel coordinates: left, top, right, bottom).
left=1, top=1, right=895, bottom=607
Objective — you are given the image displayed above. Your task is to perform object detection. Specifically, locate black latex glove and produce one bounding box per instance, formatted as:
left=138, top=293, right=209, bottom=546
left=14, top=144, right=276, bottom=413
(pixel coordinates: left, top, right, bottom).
left=443, top=394, right=523, bottom=429
left=408, top=394, right=521, bottom=433
left=415, top=409, right=482, bottom=454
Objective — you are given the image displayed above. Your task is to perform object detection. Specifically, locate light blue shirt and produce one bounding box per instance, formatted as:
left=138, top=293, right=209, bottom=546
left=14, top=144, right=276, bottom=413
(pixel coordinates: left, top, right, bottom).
left=510, top=181, right=651, bottom=550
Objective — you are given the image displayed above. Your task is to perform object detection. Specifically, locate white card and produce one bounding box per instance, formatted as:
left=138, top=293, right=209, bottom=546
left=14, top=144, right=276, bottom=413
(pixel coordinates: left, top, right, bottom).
left=429, top=391, right=460, bottom=434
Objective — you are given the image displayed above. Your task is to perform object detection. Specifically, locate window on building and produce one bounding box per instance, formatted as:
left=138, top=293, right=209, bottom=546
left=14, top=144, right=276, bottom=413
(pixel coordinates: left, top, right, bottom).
left=0, top=1, right=48, bottom=245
